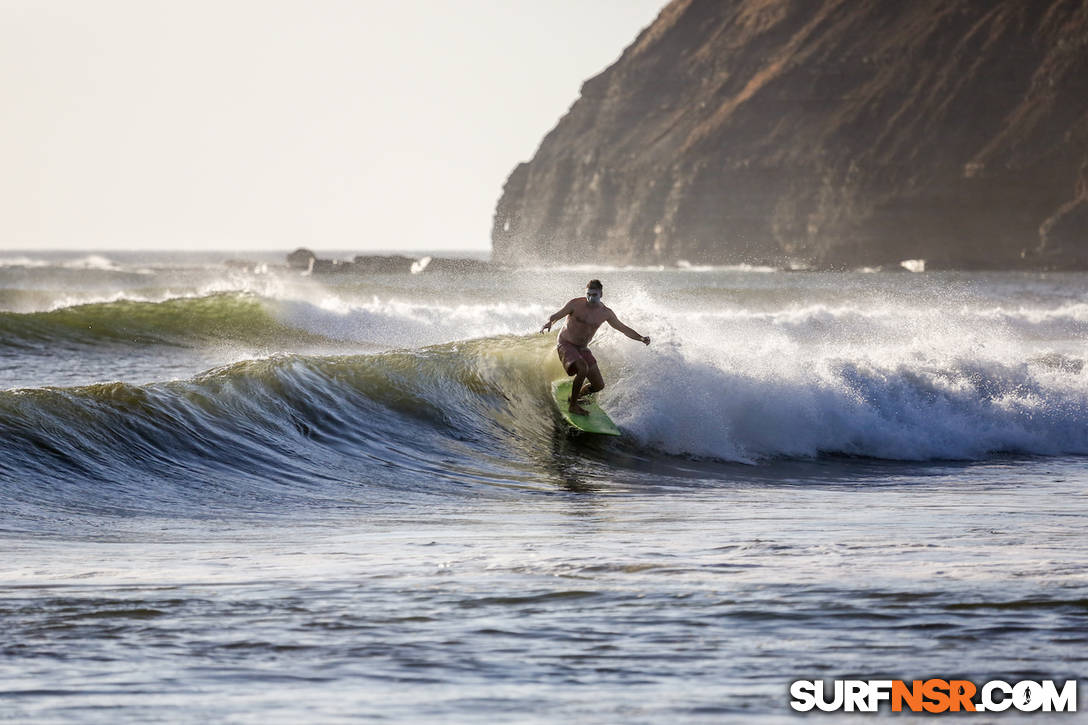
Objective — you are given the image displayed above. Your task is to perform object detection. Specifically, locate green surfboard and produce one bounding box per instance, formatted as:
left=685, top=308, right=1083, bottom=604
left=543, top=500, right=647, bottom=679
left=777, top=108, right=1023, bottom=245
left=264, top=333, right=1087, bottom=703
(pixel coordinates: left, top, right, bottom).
left=551, top=379, right=622, bottom=436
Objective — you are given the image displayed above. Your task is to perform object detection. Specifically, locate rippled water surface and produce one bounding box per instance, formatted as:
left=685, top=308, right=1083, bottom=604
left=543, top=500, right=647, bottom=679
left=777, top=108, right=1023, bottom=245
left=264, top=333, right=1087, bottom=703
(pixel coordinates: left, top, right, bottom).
left=1, top=251, right=1086, bottom=722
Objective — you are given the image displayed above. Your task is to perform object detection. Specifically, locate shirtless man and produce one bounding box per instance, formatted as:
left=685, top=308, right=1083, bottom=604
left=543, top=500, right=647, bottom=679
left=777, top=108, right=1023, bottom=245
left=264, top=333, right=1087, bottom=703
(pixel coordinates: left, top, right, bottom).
left=540, top=279, right=650, bottom=415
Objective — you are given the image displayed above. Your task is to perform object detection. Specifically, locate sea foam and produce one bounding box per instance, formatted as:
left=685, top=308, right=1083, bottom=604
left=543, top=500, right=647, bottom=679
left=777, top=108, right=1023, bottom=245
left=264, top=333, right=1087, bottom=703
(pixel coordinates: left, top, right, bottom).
left=600, top=293, right=1088, bottom=462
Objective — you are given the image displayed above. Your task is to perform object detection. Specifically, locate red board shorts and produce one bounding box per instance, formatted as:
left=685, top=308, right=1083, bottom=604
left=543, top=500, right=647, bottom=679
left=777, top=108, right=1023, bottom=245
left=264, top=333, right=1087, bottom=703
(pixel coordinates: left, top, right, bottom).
left=557, top=339, right=597, bottom=376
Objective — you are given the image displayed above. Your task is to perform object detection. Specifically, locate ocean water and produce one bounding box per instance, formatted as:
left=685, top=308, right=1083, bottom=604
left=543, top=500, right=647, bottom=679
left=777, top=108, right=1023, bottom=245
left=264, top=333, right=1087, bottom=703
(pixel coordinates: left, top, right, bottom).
left=1, top=250, right=1086, bottom=723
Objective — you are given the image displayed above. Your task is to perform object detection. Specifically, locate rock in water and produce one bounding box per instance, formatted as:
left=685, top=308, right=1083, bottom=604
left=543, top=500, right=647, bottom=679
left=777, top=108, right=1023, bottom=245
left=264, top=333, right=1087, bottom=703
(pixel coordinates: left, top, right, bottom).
left=287, top=248, right=317, bottom=271
left=492, top=0, right=1088, bottom=270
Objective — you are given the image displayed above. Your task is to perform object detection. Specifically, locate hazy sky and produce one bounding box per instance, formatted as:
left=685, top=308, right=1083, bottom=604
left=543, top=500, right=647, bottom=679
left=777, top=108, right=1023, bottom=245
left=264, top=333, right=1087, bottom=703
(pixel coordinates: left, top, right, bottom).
left=1, top=0, right=664, bottom=252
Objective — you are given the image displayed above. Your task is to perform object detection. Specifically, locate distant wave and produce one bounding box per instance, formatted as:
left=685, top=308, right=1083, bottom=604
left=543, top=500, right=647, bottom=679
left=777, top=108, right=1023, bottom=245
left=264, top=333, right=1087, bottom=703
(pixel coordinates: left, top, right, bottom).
left=673, top=303, right=1088, bottom=345
left=0, top=254, right=136, bottom=272
left=0, top=293, right=333, bottom=349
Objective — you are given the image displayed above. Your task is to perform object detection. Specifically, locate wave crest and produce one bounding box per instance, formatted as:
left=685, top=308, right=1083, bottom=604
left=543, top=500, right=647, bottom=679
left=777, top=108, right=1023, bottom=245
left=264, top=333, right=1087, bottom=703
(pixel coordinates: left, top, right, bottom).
left=0, top=293, right=333, bottom=349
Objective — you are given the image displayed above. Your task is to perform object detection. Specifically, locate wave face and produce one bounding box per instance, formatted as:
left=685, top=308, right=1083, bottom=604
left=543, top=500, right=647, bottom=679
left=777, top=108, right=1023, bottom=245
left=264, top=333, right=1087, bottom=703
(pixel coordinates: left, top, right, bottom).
left=1, top=252, right=1086, bottom=516
left=0, top=338, right=564, bottom=526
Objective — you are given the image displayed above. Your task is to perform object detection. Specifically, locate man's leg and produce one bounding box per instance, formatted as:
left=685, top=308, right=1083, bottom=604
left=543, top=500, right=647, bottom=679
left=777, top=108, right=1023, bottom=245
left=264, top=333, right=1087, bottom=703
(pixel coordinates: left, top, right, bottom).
left=576, top=349, right=603, bottom=399
left=581, top=365, right=605, bottom=398
left=569, top=360, right=590, bottom=415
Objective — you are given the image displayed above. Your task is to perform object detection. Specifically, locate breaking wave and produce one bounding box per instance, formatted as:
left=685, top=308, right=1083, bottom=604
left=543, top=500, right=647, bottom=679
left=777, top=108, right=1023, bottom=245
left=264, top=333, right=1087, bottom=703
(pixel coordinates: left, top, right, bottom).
left=1, top=328, right=1085, bottom=521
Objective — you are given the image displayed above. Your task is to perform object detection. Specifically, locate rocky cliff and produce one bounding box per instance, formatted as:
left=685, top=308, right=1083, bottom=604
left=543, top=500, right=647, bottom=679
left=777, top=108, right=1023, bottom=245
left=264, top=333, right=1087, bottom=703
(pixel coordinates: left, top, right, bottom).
left=492, top=0, right=1088, bottom=269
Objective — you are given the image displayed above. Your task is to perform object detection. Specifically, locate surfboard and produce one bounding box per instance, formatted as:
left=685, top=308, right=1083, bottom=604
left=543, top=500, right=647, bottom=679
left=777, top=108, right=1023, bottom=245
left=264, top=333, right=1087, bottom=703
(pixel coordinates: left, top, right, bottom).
left=551, top=379, right=621, bottom=436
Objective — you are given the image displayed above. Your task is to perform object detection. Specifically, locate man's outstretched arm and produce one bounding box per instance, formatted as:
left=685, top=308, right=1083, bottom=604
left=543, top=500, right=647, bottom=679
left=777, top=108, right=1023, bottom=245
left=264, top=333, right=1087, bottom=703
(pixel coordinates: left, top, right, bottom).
left=607, top=312, right=650, bottom=345
left=541, top=301, right=574, bottom=333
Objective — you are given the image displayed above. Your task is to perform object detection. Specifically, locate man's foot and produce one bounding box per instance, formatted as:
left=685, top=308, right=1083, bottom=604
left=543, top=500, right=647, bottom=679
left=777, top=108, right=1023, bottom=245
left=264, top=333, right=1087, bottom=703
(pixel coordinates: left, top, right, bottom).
left=568, top=400, right=590, bottom=416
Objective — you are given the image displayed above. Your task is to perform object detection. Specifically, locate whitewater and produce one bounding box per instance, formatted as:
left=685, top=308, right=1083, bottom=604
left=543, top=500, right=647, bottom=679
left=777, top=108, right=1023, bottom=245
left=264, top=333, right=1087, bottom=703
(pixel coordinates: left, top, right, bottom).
left=2, top=250, right=1086, bottom=722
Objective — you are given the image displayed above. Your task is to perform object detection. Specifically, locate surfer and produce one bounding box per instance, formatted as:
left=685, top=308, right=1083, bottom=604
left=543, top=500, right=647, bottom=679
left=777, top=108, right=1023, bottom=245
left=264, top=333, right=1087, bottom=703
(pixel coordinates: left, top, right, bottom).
left=541, top=279, right=650, bottom=415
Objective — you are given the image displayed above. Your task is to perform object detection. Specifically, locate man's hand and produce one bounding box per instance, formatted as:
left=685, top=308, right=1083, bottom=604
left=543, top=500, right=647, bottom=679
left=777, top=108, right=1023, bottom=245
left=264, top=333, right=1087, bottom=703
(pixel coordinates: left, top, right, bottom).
left=541, top=320, right=553, bottom=333
left=641, top=336, right=651, bottom=346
